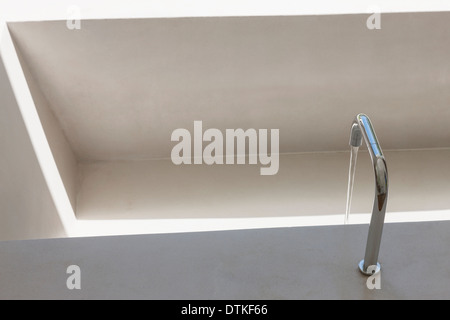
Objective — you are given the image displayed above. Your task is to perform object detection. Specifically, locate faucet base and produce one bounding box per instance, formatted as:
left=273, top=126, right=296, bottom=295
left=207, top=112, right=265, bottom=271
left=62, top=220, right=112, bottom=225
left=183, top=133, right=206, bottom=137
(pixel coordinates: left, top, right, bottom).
left=358, top=260, right=381, bottom=276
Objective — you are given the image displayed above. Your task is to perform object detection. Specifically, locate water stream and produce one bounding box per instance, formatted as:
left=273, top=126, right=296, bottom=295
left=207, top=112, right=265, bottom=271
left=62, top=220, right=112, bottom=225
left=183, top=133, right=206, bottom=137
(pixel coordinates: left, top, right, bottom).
left=345, top=146, right=359, bottom=224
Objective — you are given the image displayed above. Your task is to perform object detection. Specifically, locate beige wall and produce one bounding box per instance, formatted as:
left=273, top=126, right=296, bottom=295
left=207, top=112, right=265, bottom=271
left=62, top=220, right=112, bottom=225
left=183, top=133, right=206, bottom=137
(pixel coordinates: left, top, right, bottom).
left=13, top=37, right=79, bottom=212
left=2, top=13, right=450, bottom=238
left=8, top=13, right=450, bottom=162
left=0, top=42, right=66, bottom=240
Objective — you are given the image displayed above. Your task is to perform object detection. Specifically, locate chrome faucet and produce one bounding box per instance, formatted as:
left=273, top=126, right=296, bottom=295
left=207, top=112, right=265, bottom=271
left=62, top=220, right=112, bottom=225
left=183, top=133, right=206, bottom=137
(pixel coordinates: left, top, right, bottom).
left=349, top=114, right=388, bottom=275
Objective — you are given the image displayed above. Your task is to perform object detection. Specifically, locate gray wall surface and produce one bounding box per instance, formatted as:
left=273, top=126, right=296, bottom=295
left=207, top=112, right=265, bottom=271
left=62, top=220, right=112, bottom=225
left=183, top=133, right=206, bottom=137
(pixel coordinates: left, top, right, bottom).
left=1, top=221, right=449, bottom=299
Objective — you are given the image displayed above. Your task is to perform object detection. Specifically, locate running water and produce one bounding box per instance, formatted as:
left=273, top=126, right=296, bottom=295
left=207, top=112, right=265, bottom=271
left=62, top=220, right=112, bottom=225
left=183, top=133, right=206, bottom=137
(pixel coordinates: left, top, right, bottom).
left=345, top=146, right=359, bottom=224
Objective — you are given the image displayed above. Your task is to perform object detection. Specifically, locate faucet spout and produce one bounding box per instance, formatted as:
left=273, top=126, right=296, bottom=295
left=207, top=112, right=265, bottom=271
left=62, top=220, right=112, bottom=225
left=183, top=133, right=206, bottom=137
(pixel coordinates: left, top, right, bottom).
left=349, top=114, right=388, bottom=275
